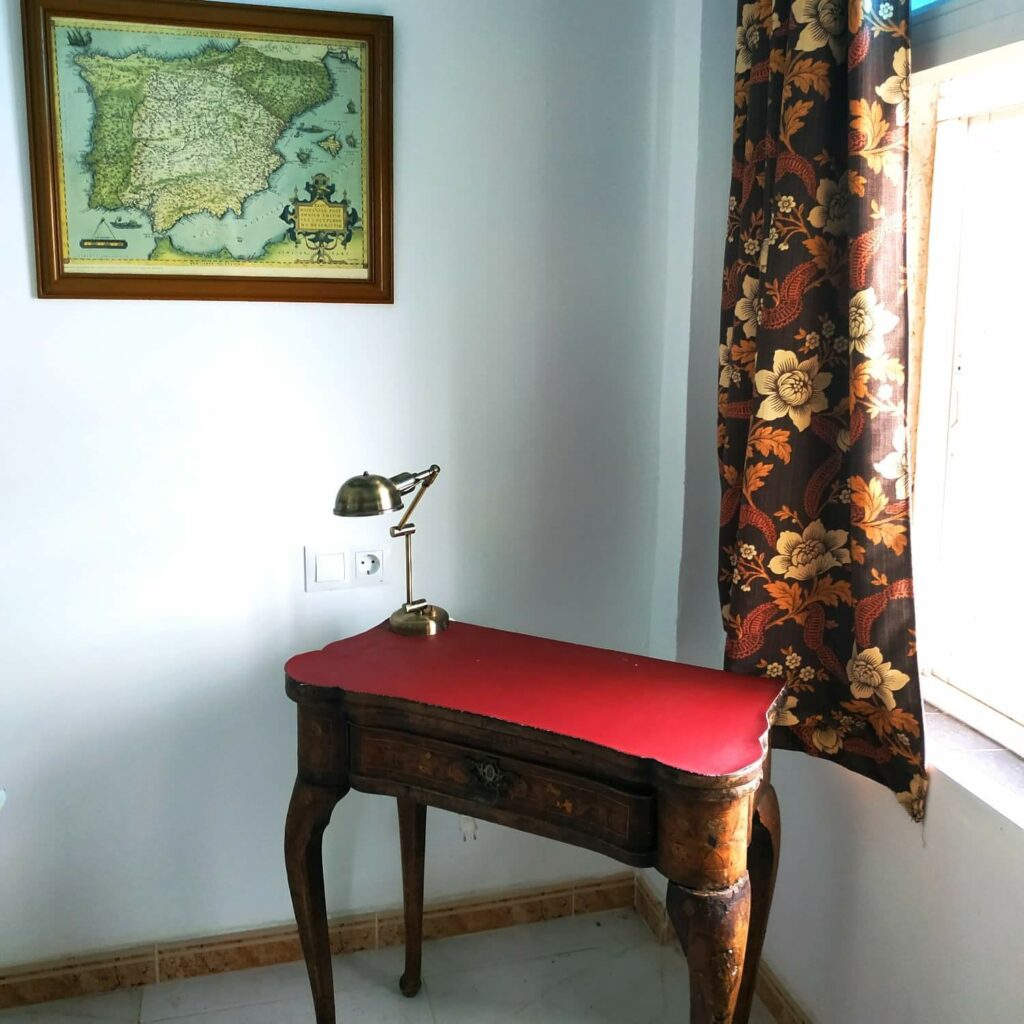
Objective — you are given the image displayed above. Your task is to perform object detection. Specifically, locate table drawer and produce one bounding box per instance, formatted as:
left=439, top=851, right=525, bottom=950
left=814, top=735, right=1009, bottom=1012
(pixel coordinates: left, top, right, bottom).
left=350, top=724, right=654, bottom=852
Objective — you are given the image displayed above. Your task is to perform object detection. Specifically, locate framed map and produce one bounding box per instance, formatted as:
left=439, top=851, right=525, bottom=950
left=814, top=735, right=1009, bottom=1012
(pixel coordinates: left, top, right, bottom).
left=22, top=0, right=393, bottom=302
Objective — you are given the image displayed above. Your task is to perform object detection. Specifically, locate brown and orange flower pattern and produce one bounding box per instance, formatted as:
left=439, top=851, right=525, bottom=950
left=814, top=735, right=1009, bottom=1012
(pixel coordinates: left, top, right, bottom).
left=718, top=0, right=927, bottom=818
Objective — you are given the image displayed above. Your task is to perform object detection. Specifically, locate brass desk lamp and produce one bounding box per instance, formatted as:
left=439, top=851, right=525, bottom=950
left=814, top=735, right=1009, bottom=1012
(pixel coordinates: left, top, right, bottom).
left=334, top=464, right=450, bottom=636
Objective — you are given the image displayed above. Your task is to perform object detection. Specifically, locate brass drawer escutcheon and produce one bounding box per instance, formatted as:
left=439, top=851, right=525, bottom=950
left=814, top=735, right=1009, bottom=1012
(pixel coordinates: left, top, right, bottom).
left=465, top=755, right=514, bottom=802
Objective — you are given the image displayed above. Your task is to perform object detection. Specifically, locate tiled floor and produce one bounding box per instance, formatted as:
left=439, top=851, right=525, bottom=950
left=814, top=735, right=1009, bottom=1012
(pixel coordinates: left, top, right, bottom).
left=0, top=910, right=775, bottom=1023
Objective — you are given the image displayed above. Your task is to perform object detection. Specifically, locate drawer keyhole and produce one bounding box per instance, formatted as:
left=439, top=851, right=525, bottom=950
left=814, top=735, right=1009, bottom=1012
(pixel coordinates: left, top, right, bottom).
left=466, top=756, right=513, bottom=802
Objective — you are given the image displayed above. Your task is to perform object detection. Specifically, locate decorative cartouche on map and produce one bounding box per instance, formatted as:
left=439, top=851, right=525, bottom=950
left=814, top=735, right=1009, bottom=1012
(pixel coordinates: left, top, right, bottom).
left=279, top=174, right=360, bottom=265
left=79, top=218, right=127, bottom=251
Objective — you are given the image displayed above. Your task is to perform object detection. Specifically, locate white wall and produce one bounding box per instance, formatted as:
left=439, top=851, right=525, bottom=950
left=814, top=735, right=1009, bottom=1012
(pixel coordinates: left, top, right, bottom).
left=0, top=0, right=678, bottom=966
left=667, top=3, right=1024, bottom=1022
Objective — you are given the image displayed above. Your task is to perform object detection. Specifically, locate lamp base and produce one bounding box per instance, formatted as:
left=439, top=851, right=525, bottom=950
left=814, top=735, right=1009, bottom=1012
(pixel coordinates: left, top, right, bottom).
left=389, top=603, right=450, bottom=637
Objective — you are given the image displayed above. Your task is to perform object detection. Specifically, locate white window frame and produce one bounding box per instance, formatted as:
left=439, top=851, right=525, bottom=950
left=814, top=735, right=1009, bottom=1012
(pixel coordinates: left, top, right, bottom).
left=912, top=41, right=1024, bottom=758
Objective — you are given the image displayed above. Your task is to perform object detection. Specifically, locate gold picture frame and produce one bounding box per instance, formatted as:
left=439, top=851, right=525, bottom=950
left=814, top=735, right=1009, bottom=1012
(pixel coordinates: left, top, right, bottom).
left=22, top=0, right=393, bottom=302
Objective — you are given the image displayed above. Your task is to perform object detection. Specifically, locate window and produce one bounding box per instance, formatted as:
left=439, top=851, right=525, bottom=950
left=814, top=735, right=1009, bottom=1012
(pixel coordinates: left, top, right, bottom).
left=912, top=42, right=1024, bottom=757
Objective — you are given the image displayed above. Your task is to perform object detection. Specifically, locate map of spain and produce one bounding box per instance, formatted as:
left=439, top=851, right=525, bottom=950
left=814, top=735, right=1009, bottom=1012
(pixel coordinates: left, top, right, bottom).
left=52, top=17, right=370, bottom=278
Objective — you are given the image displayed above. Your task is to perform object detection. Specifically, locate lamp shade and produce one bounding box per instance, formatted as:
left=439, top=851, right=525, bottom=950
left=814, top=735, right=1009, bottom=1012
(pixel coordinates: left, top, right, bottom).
left=334, top=472, right=404, bottom=517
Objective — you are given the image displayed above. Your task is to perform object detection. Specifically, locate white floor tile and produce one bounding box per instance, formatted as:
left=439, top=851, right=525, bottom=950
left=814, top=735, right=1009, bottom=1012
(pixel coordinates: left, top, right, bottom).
left=329, top=946, right=408, bottom=994
left=0, top=988, right=142, bottom=1023
left=425, top=942, right=695, bottom=1023
left=142, top=994, right=317, bottom=1024
left=140, top=948, right=408, bottom=1021
left=155, top=984, right=433, bottom=1024
left=418, top=910, right=650, bottom=981
left=425, top=947, right=619, bottom=1023
left=140, top=961, right=312, bottom=1021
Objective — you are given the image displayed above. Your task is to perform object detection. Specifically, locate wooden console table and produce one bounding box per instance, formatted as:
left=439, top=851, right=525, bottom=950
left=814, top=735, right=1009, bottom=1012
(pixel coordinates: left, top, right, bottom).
left=284, top=622, right=784, bottom=1024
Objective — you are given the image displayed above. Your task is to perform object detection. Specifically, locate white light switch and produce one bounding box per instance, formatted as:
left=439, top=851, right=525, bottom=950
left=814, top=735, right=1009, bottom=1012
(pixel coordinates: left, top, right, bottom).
left=304, top=546, right=349, bottom=592
left=315, top=552, right=347, bottom=583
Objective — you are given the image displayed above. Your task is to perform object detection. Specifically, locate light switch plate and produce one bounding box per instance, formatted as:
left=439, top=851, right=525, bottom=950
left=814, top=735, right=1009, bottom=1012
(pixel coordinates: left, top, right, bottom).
left=304, top=547, right=349, bottom=591
left=315, top=552, right=347, bottom=584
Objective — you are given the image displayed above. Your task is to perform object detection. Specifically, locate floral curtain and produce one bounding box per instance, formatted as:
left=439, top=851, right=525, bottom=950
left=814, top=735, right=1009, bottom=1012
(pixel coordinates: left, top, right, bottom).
left=718, top=0, right=927, bottom=819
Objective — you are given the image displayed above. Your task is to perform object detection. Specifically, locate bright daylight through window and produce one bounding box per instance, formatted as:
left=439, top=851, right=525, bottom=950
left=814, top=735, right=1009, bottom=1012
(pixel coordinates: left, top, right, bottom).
left=912, top=41, right=1024, bottom=757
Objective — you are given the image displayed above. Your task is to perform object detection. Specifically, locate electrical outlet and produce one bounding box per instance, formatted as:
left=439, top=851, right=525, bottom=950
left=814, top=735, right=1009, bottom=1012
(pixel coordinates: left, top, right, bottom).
left=354, top=550, right=384, bottom=582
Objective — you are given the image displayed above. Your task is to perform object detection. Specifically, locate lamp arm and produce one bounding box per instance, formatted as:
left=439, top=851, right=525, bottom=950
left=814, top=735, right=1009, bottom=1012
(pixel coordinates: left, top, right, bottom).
left=388, top=465, right=440, bottom=608
left=390, top=465, right=439, bottom=535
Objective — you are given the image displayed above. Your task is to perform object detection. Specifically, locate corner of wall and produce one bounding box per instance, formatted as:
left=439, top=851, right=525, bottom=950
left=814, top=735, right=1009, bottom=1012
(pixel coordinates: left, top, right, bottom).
left=673, top=0, right=735, bottom=670
left=645, top=0, right=704, bottom=660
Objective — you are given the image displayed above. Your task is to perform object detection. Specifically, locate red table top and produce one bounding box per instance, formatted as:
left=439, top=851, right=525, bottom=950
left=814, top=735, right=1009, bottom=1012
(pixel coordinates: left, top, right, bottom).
left=285, top=622, right=784, bottom=777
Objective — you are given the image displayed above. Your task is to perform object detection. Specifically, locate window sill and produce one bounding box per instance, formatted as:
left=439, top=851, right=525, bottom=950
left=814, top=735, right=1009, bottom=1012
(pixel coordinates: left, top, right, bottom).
left=926, top=704, right=1024, bottom=830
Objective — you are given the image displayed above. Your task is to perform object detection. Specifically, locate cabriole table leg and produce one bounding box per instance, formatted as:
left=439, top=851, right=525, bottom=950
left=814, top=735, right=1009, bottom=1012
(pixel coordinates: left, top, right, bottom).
left=397, top=797, right=427, bottom=997
left=734, top=781, right=780, bottom=1020
left=668, top=876, right=752, bottom=1023
left=657, top=770, right=764, bottom=1024
left=285, top=777, right=347, bottom=1024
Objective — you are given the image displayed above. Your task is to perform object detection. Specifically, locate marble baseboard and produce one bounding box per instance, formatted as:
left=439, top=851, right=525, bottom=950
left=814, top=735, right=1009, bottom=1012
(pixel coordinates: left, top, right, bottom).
left=755, top=962, right=815, bottom=1024
left=0, top=872, right=633, bottom=1010
left=633, top=873, right=812, bottom=1024
left=633, top=872, right=670, bottom=944
left=0, top=946, right=157, bottom=1010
